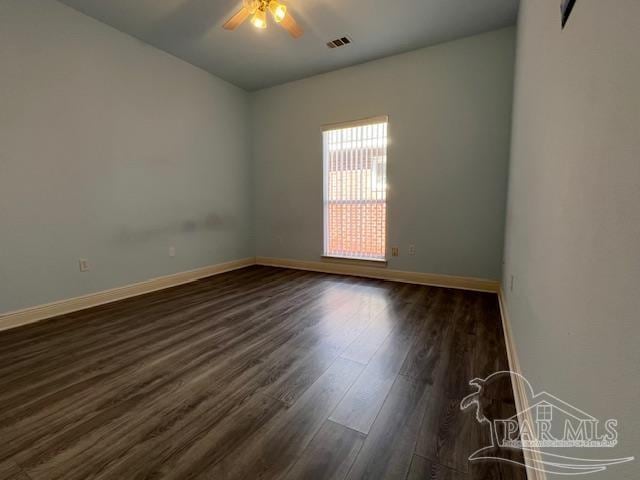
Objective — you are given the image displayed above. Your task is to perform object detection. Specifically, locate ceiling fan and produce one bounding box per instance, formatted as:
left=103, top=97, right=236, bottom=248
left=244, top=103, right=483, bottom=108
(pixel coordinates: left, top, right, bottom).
left=223, top=0, right=303, bottom=38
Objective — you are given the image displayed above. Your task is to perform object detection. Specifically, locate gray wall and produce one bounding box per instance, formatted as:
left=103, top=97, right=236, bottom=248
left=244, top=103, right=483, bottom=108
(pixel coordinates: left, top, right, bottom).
left=503, top=1, right=640, bottom=477
left=251, top=28, right=515, bottom=280
left=0, top=0, right=253, bottom=313
left=0, top=3, right=514, bottom=316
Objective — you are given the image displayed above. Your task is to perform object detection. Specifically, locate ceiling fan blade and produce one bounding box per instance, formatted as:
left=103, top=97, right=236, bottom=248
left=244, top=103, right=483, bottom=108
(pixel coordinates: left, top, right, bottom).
left=280, top=12, right=303, bottom=38
left=223, top=6, right=250, bottom=30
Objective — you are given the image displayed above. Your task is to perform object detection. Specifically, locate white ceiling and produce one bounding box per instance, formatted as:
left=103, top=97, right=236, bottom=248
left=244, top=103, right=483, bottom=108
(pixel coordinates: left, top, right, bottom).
left=56, top=0, right=519, bottom=91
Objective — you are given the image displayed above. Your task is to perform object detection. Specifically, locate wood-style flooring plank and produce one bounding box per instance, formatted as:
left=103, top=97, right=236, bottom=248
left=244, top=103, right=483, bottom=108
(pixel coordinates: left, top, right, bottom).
left=4, top=279, right=341, bottom=472
left=471, top=294, right=510, bottom=379
left=345, top=376, right=432, bottom=480
left=282, top=420, right=365, bottom=480
left=13, top=290, right=357, bottom=476
left=339, top=301, right=395, bottom=365
left=0, top=266, right=525, bottom=480
left=201, top=357, right=364, bottom=479
left=0, top=268, right=310, bottom=402
left=0, top=460, right=29, bottom=480
left=0, top=271, right=329, bottom=423
left=406, top=455, right=466, bottom=480
left=329, top=302, right=428, bottom=434
left=264, top=291, right=384, bottom=406
left=414, top=390, right=484, bottom=473
left=92, top=392, right=285, bottom=480
left=398, top=288, right=461, bottom=384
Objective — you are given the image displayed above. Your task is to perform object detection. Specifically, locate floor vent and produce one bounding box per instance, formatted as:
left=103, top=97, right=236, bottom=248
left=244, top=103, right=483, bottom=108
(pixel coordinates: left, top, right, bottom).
left=327, top=36, right=352, bottom=49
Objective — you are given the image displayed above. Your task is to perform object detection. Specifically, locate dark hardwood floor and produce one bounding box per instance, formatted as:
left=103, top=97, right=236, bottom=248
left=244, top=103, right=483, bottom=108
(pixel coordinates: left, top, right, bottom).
left=0, top=266, right=527, bottom=480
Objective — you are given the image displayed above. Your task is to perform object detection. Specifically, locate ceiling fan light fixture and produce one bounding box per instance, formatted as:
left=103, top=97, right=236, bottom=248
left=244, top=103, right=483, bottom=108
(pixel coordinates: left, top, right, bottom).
left=251, top=8, right=267, bottom=29
left=224, top=0, right=302, bottom=38
left=269, top=1, right=287, bottom=23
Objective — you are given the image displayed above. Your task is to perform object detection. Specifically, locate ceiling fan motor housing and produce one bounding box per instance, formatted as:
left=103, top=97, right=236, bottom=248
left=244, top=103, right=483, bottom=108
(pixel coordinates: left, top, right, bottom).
left=245, top=0, right=270, bottom=13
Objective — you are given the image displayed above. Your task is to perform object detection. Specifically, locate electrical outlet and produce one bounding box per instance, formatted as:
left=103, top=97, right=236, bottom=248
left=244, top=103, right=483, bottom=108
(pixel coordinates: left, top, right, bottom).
left=169, top=246, right=176, bottom=257
left=391, top=247, right=399, bottom=257
left=510, top=275, right=515, bottom=292
left=408, top=244, right=416, bottom=256
left=79, top=259, right=89, bottom=272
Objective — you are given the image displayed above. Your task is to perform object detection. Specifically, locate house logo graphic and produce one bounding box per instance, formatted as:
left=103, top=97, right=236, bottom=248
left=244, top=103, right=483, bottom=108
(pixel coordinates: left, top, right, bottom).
left=460, top=371, right=634, bottom=476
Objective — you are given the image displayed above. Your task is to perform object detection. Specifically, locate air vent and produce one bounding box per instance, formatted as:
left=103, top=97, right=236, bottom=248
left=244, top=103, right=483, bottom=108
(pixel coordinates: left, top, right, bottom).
left=327, top=36, right=352, bottom=49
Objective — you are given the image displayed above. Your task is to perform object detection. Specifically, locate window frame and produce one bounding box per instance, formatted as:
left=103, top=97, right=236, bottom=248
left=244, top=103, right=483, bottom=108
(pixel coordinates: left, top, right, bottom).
left=321, top=115, right=389, bottom=263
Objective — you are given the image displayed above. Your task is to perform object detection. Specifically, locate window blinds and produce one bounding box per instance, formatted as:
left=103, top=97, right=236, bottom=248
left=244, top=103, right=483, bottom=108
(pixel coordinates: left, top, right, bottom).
left=323, top=116, right=388, bottom=261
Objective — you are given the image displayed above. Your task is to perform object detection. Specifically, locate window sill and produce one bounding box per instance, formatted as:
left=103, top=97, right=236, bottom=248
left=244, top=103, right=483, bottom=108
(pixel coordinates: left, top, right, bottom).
left=321, top=255, right=388, bottom=268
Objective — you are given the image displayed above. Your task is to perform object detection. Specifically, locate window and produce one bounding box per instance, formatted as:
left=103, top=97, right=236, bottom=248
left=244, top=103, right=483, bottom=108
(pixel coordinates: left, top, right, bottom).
left=323, top=116, right=388, bottom=261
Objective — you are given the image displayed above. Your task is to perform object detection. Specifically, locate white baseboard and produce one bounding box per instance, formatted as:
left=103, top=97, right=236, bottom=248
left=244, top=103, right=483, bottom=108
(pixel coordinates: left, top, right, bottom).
left=256, top=256, right=500, bottom=293
left=0, top=257, right=255, bottom=332
left=0, top=256, right=499, bottom=333
left=498, top=289, right=546, bottom=480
